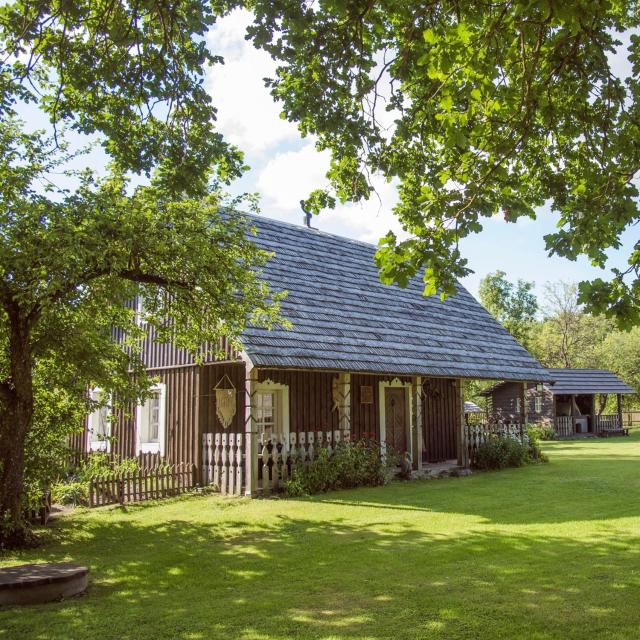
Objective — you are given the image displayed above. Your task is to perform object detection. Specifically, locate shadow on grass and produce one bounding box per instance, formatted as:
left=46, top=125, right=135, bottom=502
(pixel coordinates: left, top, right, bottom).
left=2, top=511, right=640, bottom=640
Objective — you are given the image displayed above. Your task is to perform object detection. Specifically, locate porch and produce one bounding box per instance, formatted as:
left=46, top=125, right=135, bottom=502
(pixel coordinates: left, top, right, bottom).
left=553, top=391, right=628, bottom=438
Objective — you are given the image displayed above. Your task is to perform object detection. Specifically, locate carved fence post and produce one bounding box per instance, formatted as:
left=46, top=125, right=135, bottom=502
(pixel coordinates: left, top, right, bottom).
left=244, top=364, right=258, bottom=497
left=458, top=379, right=469, bottom=468
left=336, top=372, right=351, bottom=434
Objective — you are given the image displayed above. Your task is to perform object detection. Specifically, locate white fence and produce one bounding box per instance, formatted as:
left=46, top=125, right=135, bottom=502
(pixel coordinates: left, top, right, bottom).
left=463, top=422, right=526, bottom=465
left=201, top=429, right=352, bottom=496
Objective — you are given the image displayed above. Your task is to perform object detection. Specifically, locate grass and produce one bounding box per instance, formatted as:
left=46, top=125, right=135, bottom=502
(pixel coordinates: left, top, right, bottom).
left=2, top=435, right=640, bottom=639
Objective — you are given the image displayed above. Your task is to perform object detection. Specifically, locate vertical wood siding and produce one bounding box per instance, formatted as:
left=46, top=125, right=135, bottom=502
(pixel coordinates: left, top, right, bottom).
left=257, top=369, right=339, bottom=434
left=199, top=362, right=247, bottom=435
left=422, top=378, right=459, bottom=463
left=491, top=382, right=554, bottom=423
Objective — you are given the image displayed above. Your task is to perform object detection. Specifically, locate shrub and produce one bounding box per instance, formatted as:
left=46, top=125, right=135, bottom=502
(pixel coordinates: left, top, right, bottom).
left=285, top=438, right=397, bottom=496
left=51, top=481, right=88, bottom=506
left=51, top=454, right=141, bottom=507
left=528, top=424, right=556, bottom=441
left=474, top=436, right=529, bottom=470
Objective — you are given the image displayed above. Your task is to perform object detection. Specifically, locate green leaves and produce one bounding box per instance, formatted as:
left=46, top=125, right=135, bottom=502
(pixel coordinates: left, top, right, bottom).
left=248, top=0, right=640, bottom=323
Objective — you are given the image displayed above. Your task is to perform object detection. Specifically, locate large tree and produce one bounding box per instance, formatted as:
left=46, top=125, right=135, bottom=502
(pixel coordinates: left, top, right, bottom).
left=0, top=1, right=284, bottom=545
left=247, top=1, right=640, bottom=325
left=478, top=271, right=538, bottom=349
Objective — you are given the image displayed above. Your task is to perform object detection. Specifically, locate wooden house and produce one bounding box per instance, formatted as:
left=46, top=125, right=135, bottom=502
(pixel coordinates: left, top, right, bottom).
left=74, top=215, right=552, bottom=494
left=481, top=369, right=635, bottom=437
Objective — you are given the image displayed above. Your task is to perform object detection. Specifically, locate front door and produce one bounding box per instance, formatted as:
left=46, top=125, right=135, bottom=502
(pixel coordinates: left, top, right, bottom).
left=385, top=387, right=408, bottom=454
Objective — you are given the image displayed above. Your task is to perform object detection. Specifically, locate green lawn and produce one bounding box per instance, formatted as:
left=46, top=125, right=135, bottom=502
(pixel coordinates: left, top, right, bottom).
left=2, top=435, right=640, bottom=639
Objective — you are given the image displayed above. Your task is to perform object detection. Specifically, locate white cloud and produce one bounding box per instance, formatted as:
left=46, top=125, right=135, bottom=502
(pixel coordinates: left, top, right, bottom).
left=206, top=9, right=299, bottom=155
left=256, top=141, right=405, bottom=244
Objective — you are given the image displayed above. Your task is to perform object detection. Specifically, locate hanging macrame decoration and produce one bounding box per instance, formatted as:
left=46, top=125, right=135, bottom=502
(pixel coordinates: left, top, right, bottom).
left=214, top=374, right=236, bottom=429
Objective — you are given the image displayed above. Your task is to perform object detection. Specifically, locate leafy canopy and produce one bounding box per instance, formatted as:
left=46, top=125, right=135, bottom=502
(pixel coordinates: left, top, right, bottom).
left=479, top=271, right=538, bottom=348
left=247, top=0, right=640, bottom=326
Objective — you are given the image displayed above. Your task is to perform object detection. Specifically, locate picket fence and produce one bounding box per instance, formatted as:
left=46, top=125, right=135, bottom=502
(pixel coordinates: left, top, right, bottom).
left=463, top=422, right=526, bottom=466
left=88, top=463, right=195, bottom=507
left=201, top=429, right=352, bottom=496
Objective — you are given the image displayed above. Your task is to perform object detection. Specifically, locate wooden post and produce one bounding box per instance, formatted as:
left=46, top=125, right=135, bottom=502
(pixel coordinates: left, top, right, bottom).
left=411, top=376, right=423, bottom=471
left=521, top=382, right=528, bottom=433
left=244, top=364, right=258, bottom=497
left=336, top=372, right=351, bottom=434
left=457, top=379, right=468, bottom=468
left=617, top=393, right=623, bottom=430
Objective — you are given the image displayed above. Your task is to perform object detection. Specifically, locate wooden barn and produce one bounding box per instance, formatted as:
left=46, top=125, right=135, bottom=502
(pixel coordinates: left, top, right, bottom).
left=481, top=369, right=635, bottom=437
left=75, top=215, right=552, bottom=495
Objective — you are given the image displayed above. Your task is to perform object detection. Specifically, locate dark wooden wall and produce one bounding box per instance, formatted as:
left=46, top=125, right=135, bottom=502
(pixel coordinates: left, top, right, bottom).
left=257, top=369, right=339, bottom=434
left=200, top=362, right=246, bottom=435
left=422, top=378, right=459, bottom=463
left=351, top=373, right=411, bottom=440
left=490, top=382, right=554, bottom=423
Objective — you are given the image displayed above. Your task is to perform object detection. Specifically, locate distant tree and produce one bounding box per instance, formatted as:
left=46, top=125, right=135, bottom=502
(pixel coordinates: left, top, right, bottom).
left=478, top=271, right=538, bottom=349
left=530, top=282, right=612, bottom=369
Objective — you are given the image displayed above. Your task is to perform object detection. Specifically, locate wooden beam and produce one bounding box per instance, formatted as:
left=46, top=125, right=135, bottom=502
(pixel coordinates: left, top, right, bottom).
left=243, top=364, right=258, bottom=497
left=457, top=379, right=468, bottom=468
left=411, top=376, right=423, bottom=471
left=617, top=393, right=624, bottom=430
left=521, top=382, right=528, bottom=426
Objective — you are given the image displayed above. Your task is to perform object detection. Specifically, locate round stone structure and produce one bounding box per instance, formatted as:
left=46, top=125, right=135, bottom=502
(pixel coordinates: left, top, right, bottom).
left=0, top=563, right=88, bottom=606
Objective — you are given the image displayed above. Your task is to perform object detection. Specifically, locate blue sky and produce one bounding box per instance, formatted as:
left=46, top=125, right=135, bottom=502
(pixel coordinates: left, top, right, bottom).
left=206, top=10, right=636, bottom=300
left=19, top=9, right=637, bottom=303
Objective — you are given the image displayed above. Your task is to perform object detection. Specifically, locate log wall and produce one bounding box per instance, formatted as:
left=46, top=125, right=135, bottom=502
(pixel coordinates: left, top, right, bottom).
left=422, top=378, right=460, bottom=463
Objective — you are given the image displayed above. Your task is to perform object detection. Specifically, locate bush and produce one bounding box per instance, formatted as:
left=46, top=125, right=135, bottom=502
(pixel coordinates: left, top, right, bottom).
left=51, top=454, right=141, bottom=507
left=528, top=423, right=556, bottom=441
left=285, top=439, right=397, bottom=496
left=473, top=435, right=547, bottom=470
left=51, top=481, right=88, bottom=506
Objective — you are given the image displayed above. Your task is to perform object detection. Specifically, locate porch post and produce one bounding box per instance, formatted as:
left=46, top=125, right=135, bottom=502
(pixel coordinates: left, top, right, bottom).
left=617, top=393, right=624, bottom=430
left=411, top=376, right=423, bottom=471
left=458, top=379, right=469, bottom=468
left=521, top=383, right=528, bottom=432
left=336, top=372, right=351, bottom=434
left=244, top=364, right=258, bottom=497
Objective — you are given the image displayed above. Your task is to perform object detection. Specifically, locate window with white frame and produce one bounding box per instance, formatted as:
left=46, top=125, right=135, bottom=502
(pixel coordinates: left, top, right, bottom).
left=136, top=384, right=166, bottom=454
left=254, top=382, right=289, bottom=442
left=255, top=392, right=276, bottom=440
left=515, top=396, right=521, bottom=415
left=535, top=394, right=542, bottom=413
left=87, top=389, right=111, bottom=452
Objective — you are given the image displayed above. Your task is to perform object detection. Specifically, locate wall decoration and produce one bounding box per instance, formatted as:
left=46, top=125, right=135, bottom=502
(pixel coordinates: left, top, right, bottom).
left=214, top=374, right=236, bottom=429
left=360, top=385, right=373, bottom=404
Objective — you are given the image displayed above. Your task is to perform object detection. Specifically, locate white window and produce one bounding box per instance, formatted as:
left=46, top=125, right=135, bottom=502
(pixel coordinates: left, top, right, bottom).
left=255, top=392, right=276, bottom=440
left=535, top=394, right=542, bottom=413
left=254, top=382, right=289, bottom=442
left=515, top=396, right=521, bottom=415
left=136, top=384, right=166, bottom=455
left=87, top=389, right=111, bottom=452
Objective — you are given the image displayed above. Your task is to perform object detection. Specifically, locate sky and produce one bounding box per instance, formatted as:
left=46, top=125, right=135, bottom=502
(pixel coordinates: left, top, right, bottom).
left=205, top=10, right=637, bottom=301
left=15, top=8, right=636, bottom=303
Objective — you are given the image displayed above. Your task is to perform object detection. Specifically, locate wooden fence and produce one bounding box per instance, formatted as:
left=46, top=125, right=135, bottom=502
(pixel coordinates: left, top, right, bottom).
left=88, top=463, right=195, bottom=507
left=201, top=433, right=244, bottom=496
left=463, top=422, right=526, bottom=467
left=201, top=429, right=352, bottom=496
left=554, top=414, right=624, bottom=437
left=67, top=449, right=165, bottom=472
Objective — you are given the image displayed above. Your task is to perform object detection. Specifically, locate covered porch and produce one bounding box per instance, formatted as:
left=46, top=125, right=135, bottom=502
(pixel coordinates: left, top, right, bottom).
left=548, top=369, right=634, bottom=438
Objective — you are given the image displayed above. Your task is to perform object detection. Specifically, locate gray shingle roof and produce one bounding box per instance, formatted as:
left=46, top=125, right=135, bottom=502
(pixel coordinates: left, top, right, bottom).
left=547, top=369, right=635, bottom=395
left=243, top=215, right=552, bottom=382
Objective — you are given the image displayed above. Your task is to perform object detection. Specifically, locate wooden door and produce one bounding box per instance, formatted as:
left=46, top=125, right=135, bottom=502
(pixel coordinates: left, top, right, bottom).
left=385, top=387, right=408, bottom=453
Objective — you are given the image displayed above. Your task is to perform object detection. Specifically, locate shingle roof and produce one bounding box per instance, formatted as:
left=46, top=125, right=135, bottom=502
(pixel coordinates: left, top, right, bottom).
left=546, top=369, right=635, bottom=395
left=242, top=215, right=552, bottom=382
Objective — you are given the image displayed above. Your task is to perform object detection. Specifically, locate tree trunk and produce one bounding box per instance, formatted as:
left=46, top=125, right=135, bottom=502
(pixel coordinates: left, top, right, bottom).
left=0, top=311, right=34, bottom=547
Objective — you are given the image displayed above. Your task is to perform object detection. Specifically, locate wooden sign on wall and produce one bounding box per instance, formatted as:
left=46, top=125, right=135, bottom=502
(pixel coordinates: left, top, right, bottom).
left=360, top=385, right=373, bottom=404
